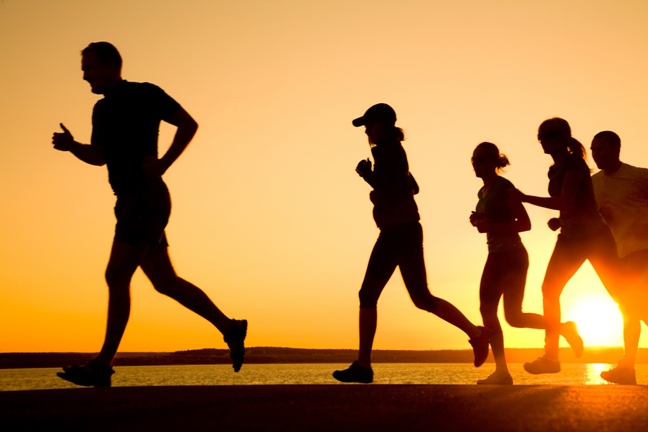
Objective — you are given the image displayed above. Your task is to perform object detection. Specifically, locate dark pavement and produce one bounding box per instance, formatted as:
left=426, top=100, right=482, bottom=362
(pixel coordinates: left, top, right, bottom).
left=2, top=385, right=648, bottom=431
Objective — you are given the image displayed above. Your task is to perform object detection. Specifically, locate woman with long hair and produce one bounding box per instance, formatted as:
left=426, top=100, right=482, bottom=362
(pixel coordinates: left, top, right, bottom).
left=332, top=103, right=490, bottom=384
left=511, top=118, right=620, bottom=374
left=471, top=142, right=582, bottom=384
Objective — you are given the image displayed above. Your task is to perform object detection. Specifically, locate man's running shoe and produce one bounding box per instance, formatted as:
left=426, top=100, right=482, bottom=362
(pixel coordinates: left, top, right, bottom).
left=332, top=361, right=373, bottom=384
left=561, top=321, right=584, bottom=358
left=224, top=319, right=247, bottom=372
left=600, top=364, right=636, bottom=385
left=56, top=359, right=115, bottom=387
left=469, top=326, right=491, bottom=367
left=524, top=356, right=561, bottom=374
left=477, top=370, right=513, bottom=385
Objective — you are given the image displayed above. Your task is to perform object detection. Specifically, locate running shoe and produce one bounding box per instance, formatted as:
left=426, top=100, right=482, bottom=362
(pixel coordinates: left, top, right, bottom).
left=469, top=326, right=491, bottom=367
left=600, top=364, right=637, bottom=385
left=477, top=370, right=513, bottom=385
left=561, top=321, right=584, bottom=358
left=56, top=359, right=115, bottom=387
left=523, top=356, right=561, bottom=374
left=224, top=319, right=248, bottom=372
left=332, top=361, right=373, bottom=384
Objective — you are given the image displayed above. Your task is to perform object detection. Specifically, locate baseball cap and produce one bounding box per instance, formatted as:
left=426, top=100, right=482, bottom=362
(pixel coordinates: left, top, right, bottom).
left=352, top=103, right=397, bottom=127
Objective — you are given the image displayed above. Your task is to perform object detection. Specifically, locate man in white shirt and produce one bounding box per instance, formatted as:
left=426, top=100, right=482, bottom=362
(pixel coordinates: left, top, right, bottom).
left=591, top=130, right=648, bottom=385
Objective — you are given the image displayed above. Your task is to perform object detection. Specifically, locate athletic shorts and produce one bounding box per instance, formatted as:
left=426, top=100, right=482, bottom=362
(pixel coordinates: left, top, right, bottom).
left=114, top=179, right=171, bottom=247
left=359, top=221, right=439, bottom=311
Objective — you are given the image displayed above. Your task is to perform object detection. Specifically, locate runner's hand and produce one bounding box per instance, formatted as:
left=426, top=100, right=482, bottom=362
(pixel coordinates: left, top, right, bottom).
left=469, top=211, right=484, bottom=226
left=52, top=123, right=74, bottom=151
left=547, top=218, right=561, bottom=231
left=356, top=158, right=372, bottom=177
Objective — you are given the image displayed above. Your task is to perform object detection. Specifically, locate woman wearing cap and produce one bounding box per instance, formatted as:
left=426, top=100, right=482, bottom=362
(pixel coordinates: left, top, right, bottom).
left=510, top=118, right=620, bottom=374
left=332, top=103, right=490, bottom=384
left=470, top=142, right=582, bottom=385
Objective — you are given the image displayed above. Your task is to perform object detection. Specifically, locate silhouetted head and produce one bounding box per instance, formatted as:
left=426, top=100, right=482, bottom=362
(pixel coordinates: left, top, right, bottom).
left=472, top=142, right=509, bottom=179
left=591, top=131, right=621, bottom=172
left=81, top=42, right=123, bottom=95
left=353, top=103, right=404, bottom=146
left=537, top=117, right=586, bottom=158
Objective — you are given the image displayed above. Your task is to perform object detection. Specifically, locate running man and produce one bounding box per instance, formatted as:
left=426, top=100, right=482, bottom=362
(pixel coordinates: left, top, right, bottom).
left=52, top=42, right=247, bottom=387
left=591, top=130, right=648, bottom=384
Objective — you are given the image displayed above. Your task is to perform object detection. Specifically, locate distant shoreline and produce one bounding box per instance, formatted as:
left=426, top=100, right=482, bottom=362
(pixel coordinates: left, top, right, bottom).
left=2, top=346, right=646, bottom=369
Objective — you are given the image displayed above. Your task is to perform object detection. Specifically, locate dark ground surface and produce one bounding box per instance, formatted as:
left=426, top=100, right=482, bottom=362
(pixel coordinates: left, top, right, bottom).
left=2, top=385, right=648, bottom=432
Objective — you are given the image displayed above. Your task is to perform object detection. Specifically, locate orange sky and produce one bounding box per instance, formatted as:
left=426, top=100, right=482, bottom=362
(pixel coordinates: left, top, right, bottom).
left=1, top=0, right=648, bottom=353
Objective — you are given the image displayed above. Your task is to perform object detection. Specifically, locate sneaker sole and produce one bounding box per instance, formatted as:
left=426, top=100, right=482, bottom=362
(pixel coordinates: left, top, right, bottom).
left=332, top=372, right=373, bottom=384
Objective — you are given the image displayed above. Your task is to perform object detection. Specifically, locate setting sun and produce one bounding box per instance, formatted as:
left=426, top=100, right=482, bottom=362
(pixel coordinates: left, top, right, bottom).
left=566, top=295, right=623, bottom=347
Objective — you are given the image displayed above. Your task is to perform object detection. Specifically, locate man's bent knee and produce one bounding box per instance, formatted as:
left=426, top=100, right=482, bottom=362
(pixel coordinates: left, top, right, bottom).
left=151, top=277, right=179, bottom=296
left=411, top=294, right=439, bottom=313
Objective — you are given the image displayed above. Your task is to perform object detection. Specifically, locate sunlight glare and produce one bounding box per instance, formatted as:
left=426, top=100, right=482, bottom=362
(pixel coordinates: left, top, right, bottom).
left=566, top=296, right=623, bottom=347
left=585, top=363, right=614, bottom=385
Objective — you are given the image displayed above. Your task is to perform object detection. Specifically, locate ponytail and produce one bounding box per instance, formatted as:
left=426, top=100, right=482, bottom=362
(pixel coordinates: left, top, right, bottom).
left=475, top=141, right=510, bottom=172
left=538, top=117, right=586, bottom=159
left=391, top=126, right=405, bottom=142
left=567, top=137, right=586, bottom=159
left=497, top=154, right=510, bottom=170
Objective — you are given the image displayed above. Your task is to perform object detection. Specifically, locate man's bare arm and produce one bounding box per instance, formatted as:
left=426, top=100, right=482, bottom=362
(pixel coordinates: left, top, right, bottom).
left=143, top=107, right=198, bottom=177
left=52, top=123, right=105, bottom=166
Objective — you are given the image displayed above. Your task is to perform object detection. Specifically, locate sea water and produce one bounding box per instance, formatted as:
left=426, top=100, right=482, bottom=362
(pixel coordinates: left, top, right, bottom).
left=3, top=363, right=648, bottom=391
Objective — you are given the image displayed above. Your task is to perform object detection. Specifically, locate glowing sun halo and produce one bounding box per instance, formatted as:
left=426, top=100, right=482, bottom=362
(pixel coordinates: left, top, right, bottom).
left=566, top=296, right=623, bottom=347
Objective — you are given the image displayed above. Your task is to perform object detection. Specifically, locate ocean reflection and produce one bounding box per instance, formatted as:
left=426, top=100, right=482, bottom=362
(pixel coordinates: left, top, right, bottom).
left=585, top=363, right=614, bottom=385
left=1, top=363, right=639, bottom=391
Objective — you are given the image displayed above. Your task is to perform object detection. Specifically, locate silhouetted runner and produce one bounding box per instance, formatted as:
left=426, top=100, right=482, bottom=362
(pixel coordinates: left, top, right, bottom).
left=510, top=118, right=620, bottom=375
left=51, top=42, right=247, bottom=387
left=470, top=142, right=582, bottom=385
left=332, top=103, right=490, bottom=384
left=591, top=131, right=648, bottom=385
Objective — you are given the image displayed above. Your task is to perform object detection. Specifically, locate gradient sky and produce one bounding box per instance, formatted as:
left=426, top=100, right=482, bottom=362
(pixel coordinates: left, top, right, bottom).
left=1, top=0, right=648, bottom=353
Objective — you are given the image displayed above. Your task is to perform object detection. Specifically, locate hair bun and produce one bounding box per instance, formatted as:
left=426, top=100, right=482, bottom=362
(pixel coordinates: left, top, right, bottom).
left=498, top=154, right=510, bottom=168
